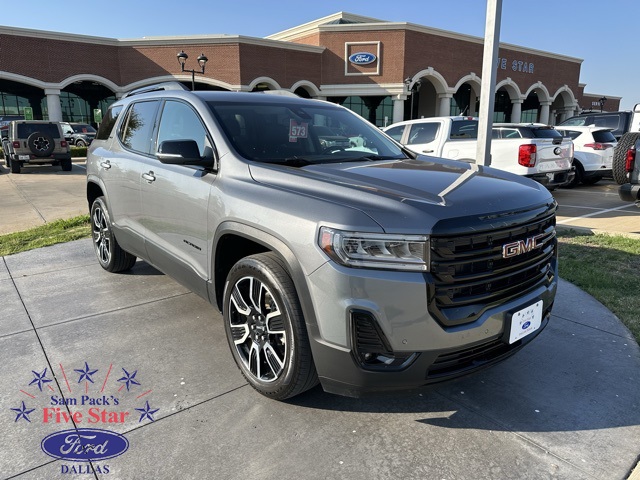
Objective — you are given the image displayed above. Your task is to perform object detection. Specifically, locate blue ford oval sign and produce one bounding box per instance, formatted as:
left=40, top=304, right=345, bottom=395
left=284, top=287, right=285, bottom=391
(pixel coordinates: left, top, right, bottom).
left=41, top=428, right=129, bottom=461
left=348, top=52, right=377, bottom=65
left=522, top=321, right=531, bottom=330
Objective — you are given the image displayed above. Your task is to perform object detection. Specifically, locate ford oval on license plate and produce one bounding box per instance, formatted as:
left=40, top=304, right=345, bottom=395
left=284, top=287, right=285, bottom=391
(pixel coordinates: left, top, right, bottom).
left=509, top=300, right=543, bottom=344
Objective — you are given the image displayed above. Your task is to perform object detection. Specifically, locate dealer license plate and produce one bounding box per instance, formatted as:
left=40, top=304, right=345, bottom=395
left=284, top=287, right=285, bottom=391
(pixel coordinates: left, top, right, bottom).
left=18, top=155, right=30, bottom=160
left=509, top=300, right=543, bottom=344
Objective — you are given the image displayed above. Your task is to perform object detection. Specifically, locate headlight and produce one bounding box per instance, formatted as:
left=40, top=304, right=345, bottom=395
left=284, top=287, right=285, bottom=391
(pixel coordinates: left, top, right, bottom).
left=318, top=227, right=429, bottom=271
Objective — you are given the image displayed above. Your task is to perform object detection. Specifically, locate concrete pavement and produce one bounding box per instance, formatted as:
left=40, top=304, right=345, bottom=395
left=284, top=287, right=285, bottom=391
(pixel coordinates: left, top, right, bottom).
left=0, top=162, right=87, bottom=235
left=1, top=239, right=639, bottom=479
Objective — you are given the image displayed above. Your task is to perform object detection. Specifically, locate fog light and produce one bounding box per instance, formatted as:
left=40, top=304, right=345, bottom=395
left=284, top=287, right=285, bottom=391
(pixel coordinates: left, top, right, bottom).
left=351, top=311, right=418, bottom=371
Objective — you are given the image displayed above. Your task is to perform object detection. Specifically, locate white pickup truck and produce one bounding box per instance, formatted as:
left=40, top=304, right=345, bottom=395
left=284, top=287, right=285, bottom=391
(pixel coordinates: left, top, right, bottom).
left=383, top=117, right=574, bottom=189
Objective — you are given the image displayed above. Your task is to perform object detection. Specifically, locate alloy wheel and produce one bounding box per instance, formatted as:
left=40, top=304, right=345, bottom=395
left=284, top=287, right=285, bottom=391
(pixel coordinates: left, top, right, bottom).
left=228, top=276, right=287, bottom=383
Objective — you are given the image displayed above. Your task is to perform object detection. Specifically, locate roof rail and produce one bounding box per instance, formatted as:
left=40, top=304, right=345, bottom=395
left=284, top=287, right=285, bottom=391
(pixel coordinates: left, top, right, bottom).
left=123, top=82, right=189, bottom=98
left=259, top=90, right=300, bottom=98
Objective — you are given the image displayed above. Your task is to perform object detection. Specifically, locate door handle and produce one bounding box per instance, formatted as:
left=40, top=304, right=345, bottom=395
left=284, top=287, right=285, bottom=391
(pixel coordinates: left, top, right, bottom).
left=142, top=172, right=156, bottom=183
left=100, top=161, right=111, bottom=169
left=422, top=149, right=434, bottom=153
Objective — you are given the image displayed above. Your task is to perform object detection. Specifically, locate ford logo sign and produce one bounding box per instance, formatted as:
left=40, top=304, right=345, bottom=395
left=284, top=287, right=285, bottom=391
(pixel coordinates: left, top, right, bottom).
left=348, top=52, right=377, bottom=65
left=41, top=428, right=129, bottom=462
left=522, top=321, right=531, bottom=330
left=553, top=147, right=562, bottom=155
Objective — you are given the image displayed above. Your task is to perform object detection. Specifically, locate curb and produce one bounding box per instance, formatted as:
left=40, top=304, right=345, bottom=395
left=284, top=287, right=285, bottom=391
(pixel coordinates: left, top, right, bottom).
left=556, top=224, right=640, bottom=240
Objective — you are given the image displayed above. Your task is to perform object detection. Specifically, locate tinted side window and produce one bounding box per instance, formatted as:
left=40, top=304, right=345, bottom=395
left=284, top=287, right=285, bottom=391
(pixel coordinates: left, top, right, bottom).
left=96, top=105, right=124, bottom=140
left=560, top=116, right=588, bottom=127
left=408, top=123, right=439, bottom=144
left=385, top=125, right=405, bottom=142
left=156, top=100, right=209, bottom=156
left=449, top=120, right=478, bottom=139
left=593, top=115, right=620, bottom=131
left=556, top=129, right=581, bottom=140
left=119, top=101, right=159, bottom=154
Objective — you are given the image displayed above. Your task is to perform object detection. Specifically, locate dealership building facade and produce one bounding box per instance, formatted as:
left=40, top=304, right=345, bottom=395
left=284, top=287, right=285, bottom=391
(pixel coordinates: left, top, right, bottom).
left=0, top=12, right=620, bottom=127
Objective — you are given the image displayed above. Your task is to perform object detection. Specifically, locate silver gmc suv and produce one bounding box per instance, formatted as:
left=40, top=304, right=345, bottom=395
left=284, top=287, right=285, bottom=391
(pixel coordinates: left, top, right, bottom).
left=86, top=83, right=558, bottom=399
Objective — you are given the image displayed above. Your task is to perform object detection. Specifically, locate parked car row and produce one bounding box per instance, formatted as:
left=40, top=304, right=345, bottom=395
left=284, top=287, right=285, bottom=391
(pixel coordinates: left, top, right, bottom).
left=382, top=117, right=617, bottom=189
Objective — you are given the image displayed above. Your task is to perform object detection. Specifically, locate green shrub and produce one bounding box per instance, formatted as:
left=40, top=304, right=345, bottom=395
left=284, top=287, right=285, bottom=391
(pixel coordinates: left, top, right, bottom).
left=70, top=146, right=88, bottom=157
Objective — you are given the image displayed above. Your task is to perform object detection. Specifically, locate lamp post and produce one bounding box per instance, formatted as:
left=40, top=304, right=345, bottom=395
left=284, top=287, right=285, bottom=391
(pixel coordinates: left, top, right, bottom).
left=177, top=50, right=208, bottom=91
left=598, top=96, right=607, bottom=112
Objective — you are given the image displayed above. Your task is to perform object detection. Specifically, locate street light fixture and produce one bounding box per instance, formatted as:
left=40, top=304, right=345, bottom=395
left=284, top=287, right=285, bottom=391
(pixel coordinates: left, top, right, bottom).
left=177, top=50, right=208, bottom=91
left=598, top=96, right=607, bottom=112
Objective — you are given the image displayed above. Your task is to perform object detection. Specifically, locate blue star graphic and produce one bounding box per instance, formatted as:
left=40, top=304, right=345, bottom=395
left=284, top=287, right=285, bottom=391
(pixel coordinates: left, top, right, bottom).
left=29, top=368, right=52, bottom=391
left=135, top=400, right=159, bottom=423
left=74, top=362, right=98, bottom=384
left=11, top=401, right=35, bottom=423
left=117, top=368, right=141, bottom=391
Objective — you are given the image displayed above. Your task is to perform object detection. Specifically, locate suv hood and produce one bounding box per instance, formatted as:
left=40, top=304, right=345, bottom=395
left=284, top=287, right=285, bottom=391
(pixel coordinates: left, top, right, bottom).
left=249, top=158, right=554, bottom=233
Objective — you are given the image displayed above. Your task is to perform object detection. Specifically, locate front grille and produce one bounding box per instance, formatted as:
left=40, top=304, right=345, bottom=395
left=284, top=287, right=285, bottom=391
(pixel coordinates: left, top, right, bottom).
left=429, top=205, right=556, bottom=326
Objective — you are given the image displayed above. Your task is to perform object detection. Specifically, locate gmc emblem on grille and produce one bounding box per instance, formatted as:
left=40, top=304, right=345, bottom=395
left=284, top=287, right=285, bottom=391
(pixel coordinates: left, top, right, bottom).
left=502, top=234, right=546, bottom=258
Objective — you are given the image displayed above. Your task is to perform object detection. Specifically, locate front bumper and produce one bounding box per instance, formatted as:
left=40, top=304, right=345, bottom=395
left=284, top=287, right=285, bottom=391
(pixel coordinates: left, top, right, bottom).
left=305, top=260, right=557, bottom=397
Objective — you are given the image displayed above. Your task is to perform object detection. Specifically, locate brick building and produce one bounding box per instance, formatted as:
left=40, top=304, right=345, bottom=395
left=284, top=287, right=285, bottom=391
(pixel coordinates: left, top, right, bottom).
left=0, top=12, right=620, bottom=127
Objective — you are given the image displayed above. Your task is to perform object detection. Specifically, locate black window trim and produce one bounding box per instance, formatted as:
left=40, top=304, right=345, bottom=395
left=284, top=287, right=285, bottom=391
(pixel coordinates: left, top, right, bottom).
left=117, top=99, right=161, bottom=157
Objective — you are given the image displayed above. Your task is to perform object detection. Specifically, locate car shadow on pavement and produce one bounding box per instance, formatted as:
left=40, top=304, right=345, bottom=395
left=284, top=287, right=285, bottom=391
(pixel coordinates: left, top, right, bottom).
left=286, top=322, right=640, bottom=434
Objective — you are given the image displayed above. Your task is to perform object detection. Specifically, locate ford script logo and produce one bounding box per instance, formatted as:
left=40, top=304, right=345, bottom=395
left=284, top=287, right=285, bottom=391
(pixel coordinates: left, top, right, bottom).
left=41, top=428, right=129, bottom=461
left=348, top=52, right=377, bottom=65
left=522, top=321, right=531, bottom=330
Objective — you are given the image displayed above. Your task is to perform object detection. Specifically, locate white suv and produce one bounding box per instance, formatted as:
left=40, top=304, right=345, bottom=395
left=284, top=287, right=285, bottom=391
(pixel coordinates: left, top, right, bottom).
left=555, top=126, right=616, bottom=187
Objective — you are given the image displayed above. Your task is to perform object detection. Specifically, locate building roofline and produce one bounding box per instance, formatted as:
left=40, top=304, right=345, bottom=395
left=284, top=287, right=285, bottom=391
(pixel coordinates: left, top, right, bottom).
left=0, top=25, right=324, bottom=53
left=267, top=13, right=583, bottom=64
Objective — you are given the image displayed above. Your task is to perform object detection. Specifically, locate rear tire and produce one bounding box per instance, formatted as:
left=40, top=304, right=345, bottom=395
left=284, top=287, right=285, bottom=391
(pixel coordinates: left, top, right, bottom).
left=562, top=161, right=583, bottom=188
left=61, top=159, right=72, bottom=171
left=90, top=196, right=137, bottom=272
left=10, top=156, right=21, bottom=174
left=582, top=175, right=601, bottom=185
left=612, top=133, right=640, bottom=185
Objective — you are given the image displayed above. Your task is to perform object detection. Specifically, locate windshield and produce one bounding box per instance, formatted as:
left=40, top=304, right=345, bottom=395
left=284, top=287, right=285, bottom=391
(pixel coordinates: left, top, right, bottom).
left=207, top=101, right=406, bottom=164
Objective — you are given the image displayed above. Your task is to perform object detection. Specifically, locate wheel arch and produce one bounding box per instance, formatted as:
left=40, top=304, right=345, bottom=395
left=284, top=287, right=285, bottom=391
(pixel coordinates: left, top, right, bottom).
left=211, top=222, right=318, bottom=329
left=86, top=179, right=105, bottom=214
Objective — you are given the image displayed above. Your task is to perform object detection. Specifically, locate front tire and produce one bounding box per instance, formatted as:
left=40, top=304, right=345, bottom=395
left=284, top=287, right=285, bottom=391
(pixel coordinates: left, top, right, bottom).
left=223, top=253, right=318, bottom=400
left=90, top=196, right=137, bottom=272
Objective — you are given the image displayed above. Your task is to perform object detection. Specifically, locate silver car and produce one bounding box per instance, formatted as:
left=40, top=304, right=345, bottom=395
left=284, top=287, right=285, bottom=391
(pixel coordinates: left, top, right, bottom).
left=86, top=83, right=558, bottom=399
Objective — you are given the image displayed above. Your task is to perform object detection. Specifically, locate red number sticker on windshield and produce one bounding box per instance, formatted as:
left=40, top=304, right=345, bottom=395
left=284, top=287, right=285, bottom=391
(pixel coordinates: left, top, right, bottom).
left=289, top=120, right=308, bottom=143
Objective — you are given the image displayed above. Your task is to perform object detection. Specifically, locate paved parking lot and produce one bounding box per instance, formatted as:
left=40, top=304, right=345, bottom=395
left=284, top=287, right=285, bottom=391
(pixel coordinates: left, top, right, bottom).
left=1, top=164, right=640, bottom=479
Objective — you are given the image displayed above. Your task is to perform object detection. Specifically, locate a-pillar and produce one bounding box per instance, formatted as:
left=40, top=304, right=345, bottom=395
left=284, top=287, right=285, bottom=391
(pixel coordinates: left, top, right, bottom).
left=392, top=95, right=407, bottom=125
left=510, top=99, right=523, bottom=123
left=438, top=94, right=452, bottom=117
left=45, top=89, right=63, bottom=122
left=539, top=101, right=551, bottom=125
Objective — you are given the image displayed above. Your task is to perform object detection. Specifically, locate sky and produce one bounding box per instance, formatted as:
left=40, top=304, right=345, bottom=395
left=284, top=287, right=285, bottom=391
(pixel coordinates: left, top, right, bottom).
left=1, top=0, right=638, bottom=110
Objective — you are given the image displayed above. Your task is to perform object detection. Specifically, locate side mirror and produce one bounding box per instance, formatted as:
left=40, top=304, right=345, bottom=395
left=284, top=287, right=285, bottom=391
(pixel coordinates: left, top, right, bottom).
left=157, top=139, right=214, bottom=168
